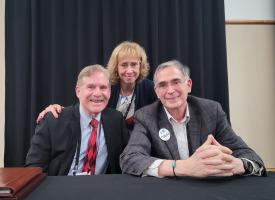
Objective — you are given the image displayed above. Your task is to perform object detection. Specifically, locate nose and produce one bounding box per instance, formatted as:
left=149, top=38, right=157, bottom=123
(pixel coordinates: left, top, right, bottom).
left=92, top=87, right=101, bottom=96
left=166, top=83, right=175, bottom=94
left=125, top=66, right=134, bottom=73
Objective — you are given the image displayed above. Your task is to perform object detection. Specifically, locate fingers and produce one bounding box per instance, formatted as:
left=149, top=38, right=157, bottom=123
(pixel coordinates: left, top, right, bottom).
left=46, top=104, right=63, bottom=118
left=209, top=135, right=233, bottom=154
left=36, top=111, right=45, bottom=124
left=200, top=161, right=235, bottom=177
left=198, top=146, right=220, bottom=159
left=205, top=168, right=234, bottom=177
left=53, top=104, right=63, bottom=113
left=201, top=134, right=214, bottom=146
left=199, top=135, right=232, bottom=155
left=218, top=145, right=232, bottom=155
left=36, top=104, right=63, bottom=124
left=202, top=154, right=234, bottom=166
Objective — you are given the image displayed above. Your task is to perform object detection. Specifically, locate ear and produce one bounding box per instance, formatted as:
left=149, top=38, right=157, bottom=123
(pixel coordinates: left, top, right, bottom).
left=187, top=79, right=192, bottom=93
left=154, top=86, right=158, bottom=97
left=75, top=86, right=80, bottom=98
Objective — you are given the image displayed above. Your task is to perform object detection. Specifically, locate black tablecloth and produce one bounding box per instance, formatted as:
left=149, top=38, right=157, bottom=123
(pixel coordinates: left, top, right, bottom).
left=25, top=172, right=275, bottom=200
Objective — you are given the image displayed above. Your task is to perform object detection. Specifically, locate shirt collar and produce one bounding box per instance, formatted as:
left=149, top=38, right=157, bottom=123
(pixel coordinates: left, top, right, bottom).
left=164, top=104, right=190, bottom=125
left=79, top=104, right=101, bottom=128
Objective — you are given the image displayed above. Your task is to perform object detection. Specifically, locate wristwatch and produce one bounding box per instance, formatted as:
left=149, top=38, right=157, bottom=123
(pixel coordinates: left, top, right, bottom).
left=241, top=159, right=254, bottom=175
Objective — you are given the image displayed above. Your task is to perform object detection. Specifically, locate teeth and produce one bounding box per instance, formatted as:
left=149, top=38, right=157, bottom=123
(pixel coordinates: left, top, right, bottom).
left=90, top=99, right=103, bottom=103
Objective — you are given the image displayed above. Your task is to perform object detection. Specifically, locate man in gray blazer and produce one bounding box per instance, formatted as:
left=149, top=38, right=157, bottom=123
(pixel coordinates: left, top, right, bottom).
left=120, top=60, right=266, bottom=178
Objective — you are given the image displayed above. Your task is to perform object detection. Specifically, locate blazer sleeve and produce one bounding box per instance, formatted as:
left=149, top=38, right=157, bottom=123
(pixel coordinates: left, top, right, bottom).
left=214, top=102, right=266, bottom=174
left=120, top=110, right=158, bottom=176
left=25, top=117, right=52, bottom=172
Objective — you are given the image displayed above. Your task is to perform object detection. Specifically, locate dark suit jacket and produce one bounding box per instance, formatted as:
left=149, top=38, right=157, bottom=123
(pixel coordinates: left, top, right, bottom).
left=120, top=96, right=266, bottom=176
left=108, top=79, right=157, bottom=112
left=26, top=104, right=129, bottom=176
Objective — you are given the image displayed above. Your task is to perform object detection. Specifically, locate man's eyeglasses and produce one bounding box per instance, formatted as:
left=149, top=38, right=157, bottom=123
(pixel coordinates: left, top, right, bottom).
left=155, top=78, right=187, bottom=91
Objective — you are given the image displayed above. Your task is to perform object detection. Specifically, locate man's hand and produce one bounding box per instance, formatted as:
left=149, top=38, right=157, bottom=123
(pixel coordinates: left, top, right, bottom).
left=198, top=135, right=245, bottom=175
left=158, top=135, right=246, bottom=177
left=36, top=104, right=64, bottom=124
left=176, top=143, right=235, bottom=177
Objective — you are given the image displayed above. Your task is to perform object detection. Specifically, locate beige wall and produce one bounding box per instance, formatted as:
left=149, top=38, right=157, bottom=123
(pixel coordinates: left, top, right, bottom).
left=0, top=0, right=5, bottom=167
left=226, top=24, right=275, bottom=168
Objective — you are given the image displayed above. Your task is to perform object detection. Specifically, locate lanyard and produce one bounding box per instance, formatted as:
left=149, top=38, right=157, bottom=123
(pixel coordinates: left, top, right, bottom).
left=72, top=121, right=102, bottom=175
left=123, top=87, right=136, bottom=119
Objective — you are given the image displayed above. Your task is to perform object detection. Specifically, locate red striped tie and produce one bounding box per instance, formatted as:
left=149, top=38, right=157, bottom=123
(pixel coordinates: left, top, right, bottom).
left=82, top=118, right=99, bottom=174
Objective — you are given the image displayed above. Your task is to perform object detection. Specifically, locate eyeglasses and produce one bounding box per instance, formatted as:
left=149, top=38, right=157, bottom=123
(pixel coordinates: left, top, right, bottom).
left=155, top=78, right=187, bottom=91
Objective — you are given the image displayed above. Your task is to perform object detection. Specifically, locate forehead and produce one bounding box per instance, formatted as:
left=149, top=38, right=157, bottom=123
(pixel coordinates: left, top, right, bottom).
left=118, top=49, right=140, bottom=62
left=155, top=66, right=184, bottom=82
left=81, top=71, right=109, bottom=85
left=118, top=47, right=139, bottom=58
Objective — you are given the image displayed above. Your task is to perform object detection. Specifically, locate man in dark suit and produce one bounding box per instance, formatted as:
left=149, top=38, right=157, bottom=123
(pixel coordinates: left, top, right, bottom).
left=120, top=60, right=266, bottom=178
left=26, top=65, right=128, bottom=176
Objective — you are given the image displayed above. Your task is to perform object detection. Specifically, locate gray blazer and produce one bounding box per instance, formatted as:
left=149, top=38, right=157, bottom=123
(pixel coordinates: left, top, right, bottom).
left=120, top=96, right=266, bottom=176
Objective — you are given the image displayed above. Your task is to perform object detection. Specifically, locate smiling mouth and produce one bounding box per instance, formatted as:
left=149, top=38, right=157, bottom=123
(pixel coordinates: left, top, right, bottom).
left=165, top=96, right=180, bottom=101
left=89, top=99, right=104, bottom=103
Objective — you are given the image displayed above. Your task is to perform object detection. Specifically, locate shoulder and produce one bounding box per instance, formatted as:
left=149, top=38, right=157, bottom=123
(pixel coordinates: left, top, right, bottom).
left=137, top=79, right=154, bottom=88
left=102, top=107, right=124, bottom=119
left=188, top=95, right=219, bottom=107
left=135, top=79, right=156, bottom=101
left=187, top=95, right=223, bottom=116
left=134, top=101, right=160, bottom=118
left=42, top=104, right=77, bottom=124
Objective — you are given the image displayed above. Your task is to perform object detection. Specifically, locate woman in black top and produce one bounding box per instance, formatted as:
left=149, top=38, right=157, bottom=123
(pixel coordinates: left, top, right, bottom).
left=107, top=41, right=156, bottom=129
left=36, top=41, right=157, bottom=130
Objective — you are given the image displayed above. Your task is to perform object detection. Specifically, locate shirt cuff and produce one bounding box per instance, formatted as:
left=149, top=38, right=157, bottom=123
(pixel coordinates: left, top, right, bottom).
left=143, top=159, right=164, bottom=178
left=241, top=158, right=263, bottom=176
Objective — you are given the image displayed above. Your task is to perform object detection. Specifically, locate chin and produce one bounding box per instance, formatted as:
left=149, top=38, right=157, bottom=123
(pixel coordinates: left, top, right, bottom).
left=88, top=104, right=107, bottom=113
left=165, top=102, right=182, bottom=109
left=125, top=80, right=136, bottom=84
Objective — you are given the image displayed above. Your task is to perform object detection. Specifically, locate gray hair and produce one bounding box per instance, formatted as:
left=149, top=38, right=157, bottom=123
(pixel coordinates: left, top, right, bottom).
left=77, top=64, right=110, bottom=87
left=153, top=60, right=190, bottom=84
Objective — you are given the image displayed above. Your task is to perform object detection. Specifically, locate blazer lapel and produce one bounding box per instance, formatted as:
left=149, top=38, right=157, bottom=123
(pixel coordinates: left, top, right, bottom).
left=59, top=104, right=81, bottom=175
left=108, top=84, right=120, bottom=109
left=100, top=110, right=113, bottom=165
left=187, top=104, right=201, bottom=154
left=158, top=105, right=181, bottom=160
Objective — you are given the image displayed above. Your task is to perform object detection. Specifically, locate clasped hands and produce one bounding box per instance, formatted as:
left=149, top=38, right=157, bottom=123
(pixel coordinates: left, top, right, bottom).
left=174, top=135, right=245, bottom=177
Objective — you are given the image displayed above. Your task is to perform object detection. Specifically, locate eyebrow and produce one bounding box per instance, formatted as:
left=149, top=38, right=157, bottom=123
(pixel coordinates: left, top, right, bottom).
left=157, top=78, right=182, bottom=84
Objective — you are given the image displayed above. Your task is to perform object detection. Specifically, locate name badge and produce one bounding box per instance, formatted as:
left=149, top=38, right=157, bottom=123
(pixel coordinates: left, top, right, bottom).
left=159, top=128, right=170, bottom=141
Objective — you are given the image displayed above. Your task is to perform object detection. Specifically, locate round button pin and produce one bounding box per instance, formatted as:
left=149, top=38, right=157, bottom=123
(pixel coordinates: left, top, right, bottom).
left=159, top=128, right=170, bottom=141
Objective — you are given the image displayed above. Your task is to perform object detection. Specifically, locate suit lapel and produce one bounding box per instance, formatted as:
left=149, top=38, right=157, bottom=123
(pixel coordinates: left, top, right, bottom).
left=100, top=110, right=113, bottom=165
left=187, top=104, right=201, bottom=154
left=158, top=105, right=181, bottom=160
left=59, top=104, right=81, bottom=175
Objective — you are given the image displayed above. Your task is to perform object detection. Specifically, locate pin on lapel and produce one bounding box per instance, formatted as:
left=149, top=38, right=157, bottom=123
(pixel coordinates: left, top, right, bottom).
left=159, top=128, right=170, bottom=141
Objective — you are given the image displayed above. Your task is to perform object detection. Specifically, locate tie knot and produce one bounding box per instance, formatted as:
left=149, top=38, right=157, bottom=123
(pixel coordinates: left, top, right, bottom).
left=90, top=119, right=99, bottom=128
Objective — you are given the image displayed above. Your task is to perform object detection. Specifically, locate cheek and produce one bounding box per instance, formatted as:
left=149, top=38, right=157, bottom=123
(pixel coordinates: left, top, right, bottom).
left=117, top=67, right=123, bottom=74
left=104, top=91, right=111, bottom=100
left=135, top=66, right=141, bottom=74
left=155, top=90, right=164, bottom=99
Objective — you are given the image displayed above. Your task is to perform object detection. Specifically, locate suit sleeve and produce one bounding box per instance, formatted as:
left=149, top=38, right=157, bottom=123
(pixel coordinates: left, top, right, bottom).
left=214, top=102, right=266, bottom=175
left=25, top=118, right=51, bottom=173
left=120, top=110, right=158, bottom=176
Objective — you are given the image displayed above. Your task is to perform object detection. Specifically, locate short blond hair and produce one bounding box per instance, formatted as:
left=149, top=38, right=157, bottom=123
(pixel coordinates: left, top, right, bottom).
left=77, top=64, right=110, bottom=87
left=107, top=41, right=150, bottom=85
